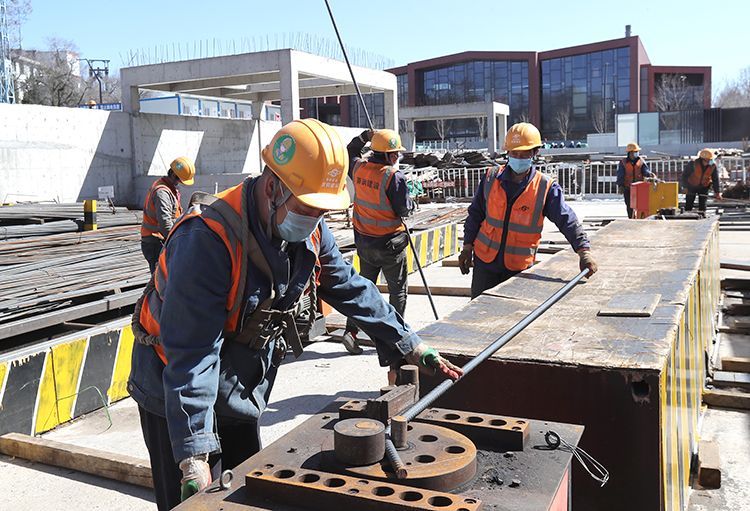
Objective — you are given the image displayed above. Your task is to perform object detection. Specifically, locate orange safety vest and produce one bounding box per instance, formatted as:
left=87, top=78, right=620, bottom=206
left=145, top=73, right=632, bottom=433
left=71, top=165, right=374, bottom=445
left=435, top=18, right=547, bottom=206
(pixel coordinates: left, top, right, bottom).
left=621, top=158, right=644, bottom=188
left=474, top=166, right=552, bottom=271
left=687, top=160, right=714, bottom=189
left=352, top=161, right=406, bottom=237
left=137, top=178, right=321, bottom=365
left=140, top=177, right=183, bottom=239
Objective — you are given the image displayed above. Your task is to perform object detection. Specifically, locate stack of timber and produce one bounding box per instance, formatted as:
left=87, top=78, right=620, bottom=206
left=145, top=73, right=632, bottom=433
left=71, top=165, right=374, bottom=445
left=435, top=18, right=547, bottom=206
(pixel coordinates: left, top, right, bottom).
left=0, top=203, right=142, bottom=240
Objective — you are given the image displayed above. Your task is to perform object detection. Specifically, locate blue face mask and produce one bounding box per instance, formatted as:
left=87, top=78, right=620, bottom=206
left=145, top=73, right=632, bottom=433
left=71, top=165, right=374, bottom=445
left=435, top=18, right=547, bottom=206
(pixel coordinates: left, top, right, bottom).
left=708, top=159, right=715, bottom=166
left=632, top=152, right=640, bottom=158
left=277, top=204, right=321, bottom=243
left=508, top=156, right=533, bottom=174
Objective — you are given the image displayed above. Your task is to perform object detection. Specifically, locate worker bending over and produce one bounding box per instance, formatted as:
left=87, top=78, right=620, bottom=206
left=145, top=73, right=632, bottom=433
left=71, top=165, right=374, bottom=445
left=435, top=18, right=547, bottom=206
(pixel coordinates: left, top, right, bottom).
left=340, top=129, right=415, bottom=355
left=128, top=119, right=461, bottom=510
left=616, top=143, right=653, bottom=218
left=681, top=149, right=722, bottom=213
left=140, top=157, right=195, bottom=272
left=459, top=122, right=597, bottom=299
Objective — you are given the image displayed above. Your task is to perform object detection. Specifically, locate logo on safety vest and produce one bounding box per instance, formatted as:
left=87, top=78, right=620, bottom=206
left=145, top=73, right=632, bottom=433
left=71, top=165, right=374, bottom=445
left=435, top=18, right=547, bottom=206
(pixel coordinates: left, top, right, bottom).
left=388, top=137, right=399, bottom=149
left=519, top=205, right=530, bottom=212
left=273, top=135, right=296, bottom=166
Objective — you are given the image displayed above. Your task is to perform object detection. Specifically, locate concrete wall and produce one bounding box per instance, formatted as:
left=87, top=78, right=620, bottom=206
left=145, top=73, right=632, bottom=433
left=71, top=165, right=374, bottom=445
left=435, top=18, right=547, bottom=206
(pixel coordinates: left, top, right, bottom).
left=1, top=104, right=374, bottom=208
left=0, top=104, right=133, bottom=203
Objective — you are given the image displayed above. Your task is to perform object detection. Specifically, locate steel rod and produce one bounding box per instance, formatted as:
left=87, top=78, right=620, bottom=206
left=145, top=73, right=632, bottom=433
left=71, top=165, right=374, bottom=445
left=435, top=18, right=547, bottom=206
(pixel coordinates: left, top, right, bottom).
left=403, top=221, right=439, bottom=320
left=322, top=0, right=374, bottom=131
left=399, top=269, right=589, bottom=423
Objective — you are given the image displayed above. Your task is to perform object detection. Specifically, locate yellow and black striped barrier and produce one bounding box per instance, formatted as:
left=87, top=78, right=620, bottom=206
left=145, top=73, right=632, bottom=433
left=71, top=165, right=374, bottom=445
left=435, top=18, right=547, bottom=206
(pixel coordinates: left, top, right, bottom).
left=0, top=317, right=133, bottom=436
left=83, top=199, right=97, bottom=231
left=346, top=222, right=459, bottom=278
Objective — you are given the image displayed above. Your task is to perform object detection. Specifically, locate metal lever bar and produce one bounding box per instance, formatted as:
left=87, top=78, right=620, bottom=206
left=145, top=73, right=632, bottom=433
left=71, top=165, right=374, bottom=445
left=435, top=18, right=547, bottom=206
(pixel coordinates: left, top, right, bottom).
left=384, top=269, right=590, bottom=476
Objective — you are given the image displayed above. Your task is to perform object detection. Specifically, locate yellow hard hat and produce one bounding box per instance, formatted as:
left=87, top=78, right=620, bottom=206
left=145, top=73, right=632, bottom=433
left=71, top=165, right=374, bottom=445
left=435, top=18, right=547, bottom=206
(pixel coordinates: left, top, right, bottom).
left=626, top=142, right=641, bottom=152
left=371, top=129, right=405, bottom=153
left=170, top=157, right=195, bottom=185
left=503, top=122, right=542, bottom=151
left=262, top=119, right=350, bottom=211
left=87, top=99, right=97, bottom=106
left=699, top=149, right=714, bottom=160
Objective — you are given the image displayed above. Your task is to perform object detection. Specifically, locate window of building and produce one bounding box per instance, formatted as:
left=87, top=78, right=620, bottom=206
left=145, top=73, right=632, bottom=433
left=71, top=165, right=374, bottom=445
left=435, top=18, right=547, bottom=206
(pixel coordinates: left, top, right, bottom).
left=416, top=59, right=530, bottom=124
left=347, top=93, right=385, bottom=129
left=396, top=74, right=409, bottom=107
left=540, top=46, right=631, bottom=139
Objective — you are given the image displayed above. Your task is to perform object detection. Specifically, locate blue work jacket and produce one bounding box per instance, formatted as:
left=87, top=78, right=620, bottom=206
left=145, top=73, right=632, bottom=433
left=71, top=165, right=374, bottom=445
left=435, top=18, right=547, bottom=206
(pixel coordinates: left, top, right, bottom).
left=463, top=166, right=590, bottom=274
left=128, top=178, right=420, bottom=462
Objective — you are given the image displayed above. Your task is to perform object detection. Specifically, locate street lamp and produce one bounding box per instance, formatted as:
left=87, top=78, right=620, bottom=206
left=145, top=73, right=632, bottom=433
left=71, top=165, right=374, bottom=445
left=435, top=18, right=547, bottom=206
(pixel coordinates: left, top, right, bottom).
left=81, top=59, right=110, bottom=105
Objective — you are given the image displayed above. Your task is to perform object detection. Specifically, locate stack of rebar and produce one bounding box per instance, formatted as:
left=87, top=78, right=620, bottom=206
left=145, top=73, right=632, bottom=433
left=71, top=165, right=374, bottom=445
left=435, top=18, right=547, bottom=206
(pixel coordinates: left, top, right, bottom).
left=0, top=225, right=149, bottom=341
left=0, top=203, right=142, bottom=240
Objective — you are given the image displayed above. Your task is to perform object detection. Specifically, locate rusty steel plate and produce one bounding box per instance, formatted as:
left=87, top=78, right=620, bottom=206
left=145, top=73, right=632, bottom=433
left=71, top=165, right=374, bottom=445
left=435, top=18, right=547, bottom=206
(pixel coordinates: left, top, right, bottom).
left=244, top=464, right=482, bottom=511
left=322, top=421, right=477, bottom=491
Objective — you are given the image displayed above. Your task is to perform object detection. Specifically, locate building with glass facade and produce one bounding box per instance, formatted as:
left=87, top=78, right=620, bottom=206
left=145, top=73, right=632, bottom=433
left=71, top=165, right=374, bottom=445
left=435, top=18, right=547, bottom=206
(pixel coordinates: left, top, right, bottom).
left=389, top=35, right=711, bottom=142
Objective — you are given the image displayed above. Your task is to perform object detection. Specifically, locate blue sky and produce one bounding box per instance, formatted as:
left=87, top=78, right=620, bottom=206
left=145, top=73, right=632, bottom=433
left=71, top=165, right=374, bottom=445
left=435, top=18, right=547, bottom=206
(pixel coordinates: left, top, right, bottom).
left=17, top=0, right=749, bottom=93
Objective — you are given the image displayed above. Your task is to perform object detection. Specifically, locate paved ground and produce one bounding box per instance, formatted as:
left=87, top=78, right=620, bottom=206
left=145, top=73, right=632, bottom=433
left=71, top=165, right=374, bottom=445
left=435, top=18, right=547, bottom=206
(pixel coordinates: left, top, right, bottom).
left=1, top=198, right=747, bottom=511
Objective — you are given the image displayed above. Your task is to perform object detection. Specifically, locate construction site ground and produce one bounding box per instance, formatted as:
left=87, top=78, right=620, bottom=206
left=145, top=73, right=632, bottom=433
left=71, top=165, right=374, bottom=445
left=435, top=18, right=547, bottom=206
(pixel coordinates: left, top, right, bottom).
left=1, top=199, right=748, bottom=511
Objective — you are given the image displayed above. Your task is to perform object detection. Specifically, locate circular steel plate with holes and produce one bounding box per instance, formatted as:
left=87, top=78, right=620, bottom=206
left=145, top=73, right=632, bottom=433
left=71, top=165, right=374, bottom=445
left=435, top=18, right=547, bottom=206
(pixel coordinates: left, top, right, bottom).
left=322, top=422, right=477, bottom=491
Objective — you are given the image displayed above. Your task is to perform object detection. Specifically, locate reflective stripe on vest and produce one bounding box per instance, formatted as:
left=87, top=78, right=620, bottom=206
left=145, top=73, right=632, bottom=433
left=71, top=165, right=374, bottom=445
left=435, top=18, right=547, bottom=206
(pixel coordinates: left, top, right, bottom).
left=474, top=166, right=551, bottom=271
left=688, top=160, right=714, bottom=188
left=352, top=161, right=406, bottom=236
left=622, top=158, right=644, bottom=188
left=138, top=178, right=322, bottom=365
left=140, top=177, right=182, bottom=238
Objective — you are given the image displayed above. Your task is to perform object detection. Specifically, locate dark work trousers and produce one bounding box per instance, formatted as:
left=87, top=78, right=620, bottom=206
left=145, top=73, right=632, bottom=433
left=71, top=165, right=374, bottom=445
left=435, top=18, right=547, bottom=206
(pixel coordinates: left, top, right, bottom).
left=138, top=406, right=261, bottom=511
left=623, top=188, right=633, bottom=218
left=685, top=187, right=710, bottom=212
left=470, top=264, right=519, bottom=299
left=141, top=238, right=163, bottom=274
left=346, top=242, right=408, bottom=333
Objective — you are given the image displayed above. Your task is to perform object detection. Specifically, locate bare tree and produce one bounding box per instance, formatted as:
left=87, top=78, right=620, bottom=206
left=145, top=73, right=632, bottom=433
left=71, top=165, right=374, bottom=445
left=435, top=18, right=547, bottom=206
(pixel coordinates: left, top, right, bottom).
left=434, top=118, right=451, bottom=142
left=653, top=74, right=691, bottom=112
left=554, top=105, right=571, bottom=141
left=714, top=67, right=750, bottom=108
left=591, top=103, right=606, bottom=134
left=7, top=0, right=32, bottom=48
left=516, top=110, right=531, bottom=123
left=475, top=116, right=487, bottom=140
left=17, top=38, right=90, bottom=107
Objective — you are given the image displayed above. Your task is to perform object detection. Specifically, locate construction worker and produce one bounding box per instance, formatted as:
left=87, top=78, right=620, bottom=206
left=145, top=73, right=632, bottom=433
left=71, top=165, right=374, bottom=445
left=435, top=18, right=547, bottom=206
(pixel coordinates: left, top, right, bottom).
left=681, top=149, right=723, bottom=212
left=340, top=129, right=414, bottom=355
left=140, top=157, right=195, bottom=273
left=616, top=143, right=653, bottom=218
left=128, top=119, right=462, bottom=510
left=459, top=122, right=597, bottom=299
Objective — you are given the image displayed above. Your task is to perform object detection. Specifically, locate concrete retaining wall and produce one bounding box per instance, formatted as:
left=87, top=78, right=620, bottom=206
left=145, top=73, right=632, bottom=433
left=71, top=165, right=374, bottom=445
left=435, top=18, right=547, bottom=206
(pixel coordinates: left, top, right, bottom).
left=0, top=104, right=379, bottom=207
left=0, top=104, right=133, bottom=204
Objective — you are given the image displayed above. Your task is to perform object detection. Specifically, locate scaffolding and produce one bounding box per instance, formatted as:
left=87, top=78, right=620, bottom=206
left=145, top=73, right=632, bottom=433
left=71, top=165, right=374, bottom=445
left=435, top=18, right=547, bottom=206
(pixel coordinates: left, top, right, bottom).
left=0, top=0, right=15, bottom=104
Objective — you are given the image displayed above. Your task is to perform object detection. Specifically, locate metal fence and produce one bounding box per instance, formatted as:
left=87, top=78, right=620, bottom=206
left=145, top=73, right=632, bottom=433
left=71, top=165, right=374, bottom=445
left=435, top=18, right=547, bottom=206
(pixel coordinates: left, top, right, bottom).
left=404, top=157, right=750, bottom=201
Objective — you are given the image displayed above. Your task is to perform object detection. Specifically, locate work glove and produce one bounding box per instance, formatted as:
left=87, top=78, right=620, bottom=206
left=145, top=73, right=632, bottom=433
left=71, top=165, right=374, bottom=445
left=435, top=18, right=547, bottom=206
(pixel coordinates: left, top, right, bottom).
left=716, top=192, right=723, bottom=201
left=578, top=249, right=598, bottom=278
left=406, top=343, right=463, bottom=381
left=179, top=454, right=211, bottom=502
left=458, top=245, right=473, bottom=275
left=617, top=186, right=624, bottom=195
left=359, top=129, right=374, bottom=143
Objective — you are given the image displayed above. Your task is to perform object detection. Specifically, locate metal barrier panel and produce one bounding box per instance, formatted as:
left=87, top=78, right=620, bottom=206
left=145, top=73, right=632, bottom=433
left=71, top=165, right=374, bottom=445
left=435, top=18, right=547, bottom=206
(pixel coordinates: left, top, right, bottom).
left=404, top=157, right=750, bottom=202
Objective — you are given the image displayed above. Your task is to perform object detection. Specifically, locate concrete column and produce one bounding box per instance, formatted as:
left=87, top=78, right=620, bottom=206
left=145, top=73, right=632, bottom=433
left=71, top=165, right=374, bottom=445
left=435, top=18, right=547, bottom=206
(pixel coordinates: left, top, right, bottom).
left=487, top=104, right=498, bottom=155
left=251, top=101, right=265, bottom=174
left=122, top=85, right=140, bottom=114
left=402, top=119, right=416, bottom=152
left=279, top=51, right=300, bottom=125
left=384, top=89, right=398, bottom=130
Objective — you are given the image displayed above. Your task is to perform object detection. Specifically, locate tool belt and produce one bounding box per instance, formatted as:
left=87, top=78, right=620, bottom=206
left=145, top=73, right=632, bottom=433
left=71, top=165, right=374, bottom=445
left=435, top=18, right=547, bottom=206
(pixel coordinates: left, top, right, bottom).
left=132, top=268, right=317, bottom=363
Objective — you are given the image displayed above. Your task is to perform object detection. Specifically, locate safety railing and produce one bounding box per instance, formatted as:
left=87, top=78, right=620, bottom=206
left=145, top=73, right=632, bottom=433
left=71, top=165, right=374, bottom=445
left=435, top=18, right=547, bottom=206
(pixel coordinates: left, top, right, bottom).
left=403, top=157, right=750, bottom=201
